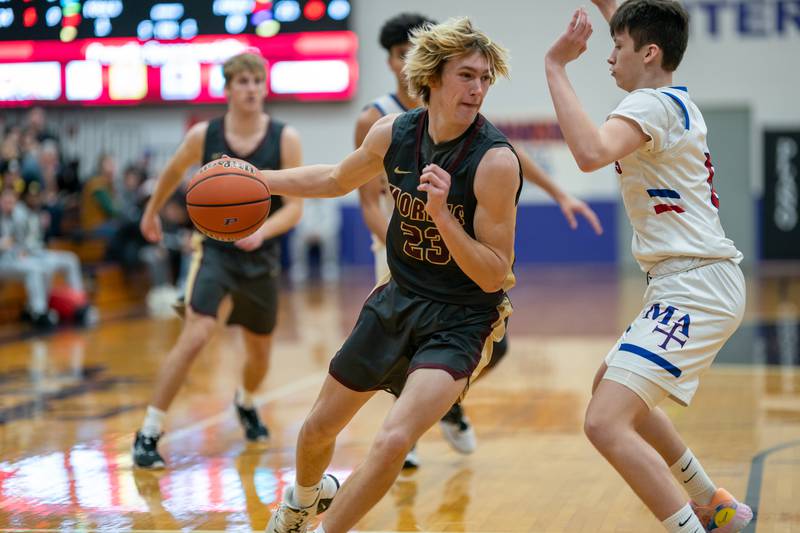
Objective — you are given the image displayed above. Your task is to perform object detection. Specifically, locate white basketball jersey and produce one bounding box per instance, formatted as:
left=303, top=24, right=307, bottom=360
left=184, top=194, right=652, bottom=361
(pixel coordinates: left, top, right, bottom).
left=369, top=93, right=408, bottom=117
left=368, top=94, right=409, bottom=255
left=608, top=87, right=741, bottom=272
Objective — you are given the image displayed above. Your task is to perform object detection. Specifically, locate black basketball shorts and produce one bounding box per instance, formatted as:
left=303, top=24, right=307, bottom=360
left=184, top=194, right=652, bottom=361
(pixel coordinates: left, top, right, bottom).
left=185, top=243, right=279, bottom=335
left=329, top=279, right=512, bottom=397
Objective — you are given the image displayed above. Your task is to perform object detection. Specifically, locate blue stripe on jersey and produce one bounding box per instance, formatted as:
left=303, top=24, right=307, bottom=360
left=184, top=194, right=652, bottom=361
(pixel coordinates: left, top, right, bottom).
left=670, top=86, right=688, bottom=92
left=647, top=189, right=681, bottom=199
left=661, top=91, right=690, bottom=130
left=619, top=343, right=682, bottom=378
left=389, top=93, right=409, bottom=112
left=372, top=102, right=387, bottom=116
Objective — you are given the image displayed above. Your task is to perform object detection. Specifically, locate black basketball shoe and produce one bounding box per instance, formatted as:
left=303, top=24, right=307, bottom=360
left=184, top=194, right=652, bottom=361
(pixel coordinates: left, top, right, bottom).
left=132, top=431, right=166, bottom=469
left=235, top=401, right=269, bottom=442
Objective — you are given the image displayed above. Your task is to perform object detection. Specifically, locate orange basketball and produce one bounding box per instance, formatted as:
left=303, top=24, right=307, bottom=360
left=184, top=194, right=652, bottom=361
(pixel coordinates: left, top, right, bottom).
left=186, top=158, right=271, bottom=241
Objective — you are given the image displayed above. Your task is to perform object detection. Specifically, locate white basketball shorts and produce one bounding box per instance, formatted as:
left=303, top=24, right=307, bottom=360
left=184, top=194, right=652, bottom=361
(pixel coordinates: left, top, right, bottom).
left=604, top=259, right=745, bottom=407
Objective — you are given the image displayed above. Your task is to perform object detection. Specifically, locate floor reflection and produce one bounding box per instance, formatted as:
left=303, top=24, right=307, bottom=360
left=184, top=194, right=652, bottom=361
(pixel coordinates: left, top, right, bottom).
left=0, top=441, right=352, bottom=531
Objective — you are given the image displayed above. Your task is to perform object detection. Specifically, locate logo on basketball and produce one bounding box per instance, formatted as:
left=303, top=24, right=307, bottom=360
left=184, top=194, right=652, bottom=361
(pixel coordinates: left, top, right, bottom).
left=223, top=217, right=239, bottom=226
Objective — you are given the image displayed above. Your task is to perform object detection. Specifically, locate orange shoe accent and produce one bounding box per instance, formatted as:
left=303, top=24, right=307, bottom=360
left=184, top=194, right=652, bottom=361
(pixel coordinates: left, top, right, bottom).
left=691, top=488, right=753, bottom=532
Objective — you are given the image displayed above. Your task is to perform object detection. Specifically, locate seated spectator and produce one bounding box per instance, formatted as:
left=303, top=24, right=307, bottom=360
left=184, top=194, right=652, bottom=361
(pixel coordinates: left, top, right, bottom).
left=81, top=153, right=118, bottom=239
left=0, top=186, right=92, bottom=329
left=140, top=194, right=192, bottom=317
left=0, top=125, right=21, bottom=163
left=25, top=106, right=60, bottom=145
left=24, top=140, right=68, bottom=239
left=106, top=165, right=148, bottom=271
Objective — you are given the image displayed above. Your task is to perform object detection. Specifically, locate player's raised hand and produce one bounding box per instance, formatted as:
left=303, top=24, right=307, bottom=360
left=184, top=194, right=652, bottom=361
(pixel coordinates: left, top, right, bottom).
left=545, top=8, right=594, bottom=67
left=418, top=163, right=451, bottom=220
left=140, top=210, right=163, bottom=243
left=591, top=0, right=617, bottom=23
left=559, top=194, right=604, bottom=235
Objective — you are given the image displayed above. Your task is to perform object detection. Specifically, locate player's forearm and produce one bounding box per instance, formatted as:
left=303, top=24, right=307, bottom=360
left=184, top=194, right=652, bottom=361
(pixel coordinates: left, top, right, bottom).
left=257, top=200, right=303, bottom=241
left=144, top=168, right=184, bottom=215
left=545, top=62, right=608, bottom=172
left=262, top=165, right=349, bottom=198
left=520, top=157, right=568, bottom=204
left=433, top=212, right=509, bottom=293
left=593, top=0, right=617, bottom=23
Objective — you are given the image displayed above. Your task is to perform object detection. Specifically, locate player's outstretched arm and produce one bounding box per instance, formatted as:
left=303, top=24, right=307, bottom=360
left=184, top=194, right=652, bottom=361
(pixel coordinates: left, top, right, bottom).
left=591, top=0, right=617, bottom=23
left=421, top=147, right=519, bottom=293
left=141, top=122, right=206, bottom=242
left=261, top=114, right=394, bottom=199
left=513, top=144, right=603, bottom=235
left=236, top=126, right=304, bottom=251
left=545, top=9, right=647, bottom=172
left=355, top=107, right=391, bottom=243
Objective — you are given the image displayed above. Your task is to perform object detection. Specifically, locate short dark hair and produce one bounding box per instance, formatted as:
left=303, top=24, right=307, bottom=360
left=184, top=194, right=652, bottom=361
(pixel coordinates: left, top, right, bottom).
left=379, top=13, right=437, bottom=51
left=610, top=0, right=689, bottom=72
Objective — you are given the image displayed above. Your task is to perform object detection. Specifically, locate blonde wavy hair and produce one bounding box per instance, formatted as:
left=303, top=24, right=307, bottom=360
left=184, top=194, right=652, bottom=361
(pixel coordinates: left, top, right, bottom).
left=223, top=52, right=266, bottom=87
left=403, top=17, right=509, bottom=104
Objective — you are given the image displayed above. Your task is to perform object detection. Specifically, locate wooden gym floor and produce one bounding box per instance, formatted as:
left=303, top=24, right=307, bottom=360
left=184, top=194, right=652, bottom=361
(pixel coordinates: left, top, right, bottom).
left=0, top=264, right=798, bottom=532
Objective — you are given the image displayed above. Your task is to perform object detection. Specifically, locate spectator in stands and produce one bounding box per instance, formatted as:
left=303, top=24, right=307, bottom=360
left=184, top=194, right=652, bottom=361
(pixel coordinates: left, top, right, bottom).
left=142, top=193, right=193, bottom=316
left=117, top=164, right=147, bottom=224
left=81, top=153, right=119, bottom=238
left=25, top=106, right=60, bottom=145
left=107, top=165, right=148, bottom=272
left=0, top=126, right=21, bottom=164
left=30, top=140, right=68, bottom=239
left=0, top=186, right=89, bottom=329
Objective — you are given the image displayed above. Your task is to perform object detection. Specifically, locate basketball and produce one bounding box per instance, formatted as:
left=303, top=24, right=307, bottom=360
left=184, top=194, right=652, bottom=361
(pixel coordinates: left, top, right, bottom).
left=185, top=157, right=271, bottom=241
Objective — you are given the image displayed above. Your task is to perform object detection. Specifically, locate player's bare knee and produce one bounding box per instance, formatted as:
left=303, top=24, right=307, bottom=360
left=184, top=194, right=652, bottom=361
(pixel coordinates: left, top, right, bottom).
left=244, top=340, right=271, bottom=364
left=180, top=314, right=216, bottom=351
left=372, top=427, right=414, bottom=463
left=583, top=404, right=617, bottom=450
left=299, top=411, right=339, bottom=445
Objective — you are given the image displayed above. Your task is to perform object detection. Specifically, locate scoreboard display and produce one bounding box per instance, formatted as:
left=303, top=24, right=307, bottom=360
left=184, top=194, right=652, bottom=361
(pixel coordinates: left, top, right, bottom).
left=0, top=0, right=357, bottom=107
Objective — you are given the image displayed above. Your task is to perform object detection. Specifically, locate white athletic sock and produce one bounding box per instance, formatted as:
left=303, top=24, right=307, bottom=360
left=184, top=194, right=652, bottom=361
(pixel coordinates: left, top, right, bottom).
left=662, top=502, right=704, bottom=533
left=670, top=448, right=717, bottom=505
left=293, top=480, right=321, bottom=508
left=236, top=387, right=255, bottom=408
left=141, top=405, right=166, bottom=437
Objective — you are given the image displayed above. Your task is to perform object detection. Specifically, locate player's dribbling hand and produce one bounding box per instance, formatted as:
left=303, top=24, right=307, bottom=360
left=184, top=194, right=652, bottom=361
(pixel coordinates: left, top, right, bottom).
left=234, top=231, right=265, bottom=251
left=140, top=210, right=163, bottom=243
left=418, top=164, right=451, bottom=221
left=545, top=8, right=593, bottom=67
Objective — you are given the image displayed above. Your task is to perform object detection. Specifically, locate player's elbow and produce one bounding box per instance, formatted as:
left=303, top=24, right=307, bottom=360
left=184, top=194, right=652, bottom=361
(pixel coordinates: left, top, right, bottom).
left=330, top=178, right=352, bottom=197
left=479, top=266, right=509, bottom=293
left=574, top=148, right=613, bottom=173
left=479, top=277, right=505, bottom=294
left=575, top=154, right=606, bottom=173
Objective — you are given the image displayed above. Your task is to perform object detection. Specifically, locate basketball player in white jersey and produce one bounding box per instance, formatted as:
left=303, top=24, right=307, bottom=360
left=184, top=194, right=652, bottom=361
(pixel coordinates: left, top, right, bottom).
left=545, top=1, right=752, bottom=531
left=358, top=13, right=605, bottom=469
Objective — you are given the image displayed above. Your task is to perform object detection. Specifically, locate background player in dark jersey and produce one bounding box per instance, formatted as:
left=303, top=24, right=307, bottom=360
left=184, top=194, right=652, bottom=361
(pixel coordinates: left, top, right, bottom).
left=262, top=17, right=520, bottom=533
left=357, top=12, right=605, bottom=468
left=132, top=53, right=304, bottom=469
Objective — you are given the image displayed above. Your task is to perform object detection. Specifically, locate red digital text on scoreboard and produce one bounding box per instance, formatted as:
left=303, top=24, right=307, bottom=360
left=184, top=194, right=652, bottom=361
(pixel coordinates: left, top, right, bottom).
left=0, top=31, right=358, bottom=106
